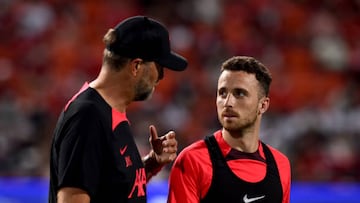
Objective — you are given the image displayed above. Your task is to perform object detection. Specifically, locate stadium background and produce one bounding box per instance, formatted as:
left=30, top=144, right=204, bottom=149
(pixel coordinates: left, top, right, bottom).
left=0, top=0, right=359, bottom=202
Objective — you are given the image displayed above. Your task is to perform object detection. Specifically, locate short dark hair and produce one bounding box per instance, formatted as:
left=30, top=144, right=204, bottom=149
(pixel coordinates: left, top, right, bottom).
left=221, top=56, right=272, bottom=97
left=102, top=28, right=131, bottom=71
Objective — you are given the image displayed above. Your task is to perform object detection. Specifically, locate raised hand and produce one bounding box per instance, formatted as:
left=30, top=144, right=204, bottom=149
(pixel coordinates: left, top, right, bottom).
left=149, top=125, right=178, bottom=164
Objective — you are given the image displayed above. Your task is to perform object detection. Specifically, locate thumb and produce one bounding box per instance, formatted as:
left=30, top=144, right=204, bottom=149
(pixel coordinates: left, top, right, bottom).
left=149, top=125, right=159, bottom=142
left=149, top=125, right=163, bottom=155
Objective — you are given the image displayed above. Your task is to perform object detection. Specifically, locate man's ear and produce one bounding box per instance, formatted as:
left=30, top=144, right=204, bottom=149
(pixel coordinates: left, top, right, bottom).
left=259, top=97, right=270, bottom=114
left=131, top=58, right=142, bottom=76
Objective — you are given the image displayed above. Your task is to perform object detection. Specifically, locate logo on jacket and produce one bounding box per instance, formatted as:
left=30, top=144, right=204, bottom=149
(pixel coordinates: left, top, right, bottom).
left=128, top=168, right=146, bottom=198
left=120, top=145, right=128, bottom=155
left=243, top=194, right=265, bottom=203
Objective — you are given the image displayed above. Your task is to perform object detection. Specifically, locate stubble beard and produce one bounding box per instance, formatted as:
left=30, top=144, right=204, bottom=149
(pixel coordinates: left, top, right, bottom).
left=133, top=79, right=154, bottom=101
left=220, top=112, right=258, bottom=135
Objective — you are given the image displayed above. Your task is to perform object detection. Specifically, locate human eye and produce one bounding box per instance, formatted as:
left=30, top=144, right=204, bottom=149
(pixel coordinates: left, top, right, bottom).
left=218, top=88, right=227, bottom=98
left=233, top=89, right=246, bottom=98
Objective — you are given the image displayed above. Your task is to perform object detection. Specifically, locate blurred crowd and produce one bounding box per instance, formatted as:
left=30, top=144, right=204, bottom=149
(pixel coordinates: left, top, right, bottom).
left=0, top=0, right=359, bottom=181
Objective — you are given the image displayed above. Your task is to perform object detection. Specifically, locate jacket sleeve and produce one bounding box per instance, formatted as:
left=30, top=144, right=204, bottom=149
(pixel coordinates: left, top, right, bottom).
left=167, top=148, right=202, bottom=203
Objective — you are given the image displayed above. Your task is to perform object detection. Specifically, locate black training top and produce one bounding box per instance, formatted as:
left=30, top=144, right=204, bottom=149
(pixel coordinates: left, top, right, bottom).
left=200, top=135, right=283, bottom=203
left=49, top=83, right=146, bottom=203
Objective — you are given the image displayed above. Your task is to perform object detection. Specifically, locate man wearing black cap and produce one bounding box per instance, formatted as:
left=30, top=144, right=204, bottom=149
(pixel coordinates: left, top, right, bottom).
left=48, top=16, right=188, bottom=203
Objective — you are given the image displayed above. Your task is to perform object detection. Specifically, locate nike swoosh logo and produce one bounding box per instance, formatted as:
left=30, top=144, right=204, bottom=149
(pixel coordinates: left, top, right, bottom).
left=120, top=145, right=128, bottom=155
left=243, top=194, right=265, bottom=203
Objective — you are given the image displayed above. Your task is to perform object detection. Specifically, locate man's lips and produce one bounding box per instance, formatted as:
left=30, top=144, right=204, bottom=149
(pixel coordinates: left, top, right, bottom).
left=222, top=111, right=238, bottom=117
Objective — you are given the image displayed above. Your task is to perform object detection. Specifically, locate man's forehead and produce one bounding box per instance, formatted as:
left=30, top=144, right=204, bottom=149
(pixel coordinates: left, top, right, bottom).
left=218, top=70, right=259, bottom=91
left=218, top=70, right=256, bottom=83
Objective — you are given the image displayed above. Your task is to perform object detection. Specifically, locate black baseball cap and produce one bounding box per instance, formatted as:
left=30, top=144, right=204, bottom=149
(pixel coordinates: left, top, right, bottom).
left=106, top=16, right=188, bottom=71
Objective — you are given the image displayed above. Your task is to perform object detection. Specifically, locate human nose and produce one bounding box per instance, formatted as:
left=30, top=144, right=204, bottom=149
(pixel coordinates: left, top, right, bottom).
left=156, top=63, right=164, bottom=82
left=223, top=93, right=234, bottom=107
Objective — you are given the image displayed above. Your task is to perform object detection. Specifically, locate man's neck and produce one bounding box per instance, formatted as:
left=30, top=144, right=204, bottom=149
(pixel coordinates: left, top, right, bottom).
left=89, top=69, right=133, bottom=113
left=221, top=128, right=260, bottom=153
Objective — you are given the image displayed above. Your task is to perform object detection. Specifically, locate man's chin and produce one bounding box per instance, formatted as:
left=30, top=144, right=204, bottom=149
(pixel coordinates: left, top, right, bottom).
left=134, top=92, right=153, bottom=101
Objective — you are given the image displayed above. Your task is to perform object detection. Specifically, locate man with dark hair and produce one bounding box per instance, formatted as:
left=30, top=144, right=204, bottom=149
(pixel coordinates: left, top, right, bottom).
left=168, top=56, right=291, bottom=203
left=49, top=16, right=188, bottom=203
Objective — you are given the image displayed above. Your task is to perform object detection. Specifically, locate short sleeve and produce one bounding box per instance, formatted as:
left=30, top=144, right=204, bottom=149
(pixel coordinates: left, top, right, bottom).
left=168, top=141, right=212, bottom=203
left=56, top=104, right=104, bottom=197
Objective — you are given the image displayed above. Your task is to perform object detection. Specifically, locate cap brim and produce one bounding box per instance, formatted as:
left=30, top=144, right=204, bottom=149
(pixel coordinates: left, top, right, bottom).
left=156, top=51, right=188, bottom=71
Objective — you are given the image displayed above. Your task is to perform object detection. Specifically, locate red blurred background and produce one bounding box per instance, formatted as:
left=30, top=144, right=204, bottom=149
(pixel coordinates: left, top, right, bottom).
left=0, top=0, right=359, bottom=183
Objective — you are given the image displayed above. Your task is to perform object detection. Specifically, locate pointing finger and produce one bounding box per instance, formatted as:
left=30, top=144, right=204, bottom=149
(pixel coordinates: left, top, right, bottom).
left=149, top=125, right=159, bottom=141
